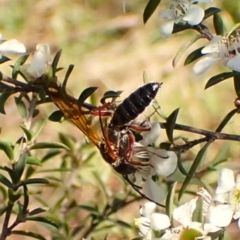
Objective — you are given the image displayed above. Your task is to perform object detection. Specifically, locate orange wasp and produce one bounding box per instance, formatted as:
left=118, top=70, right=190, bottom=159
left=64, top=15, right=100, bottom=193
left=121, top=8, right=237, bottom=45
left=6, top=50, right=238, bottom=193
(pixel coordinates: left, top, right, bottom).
left=43, top=78, right=161, bottom=175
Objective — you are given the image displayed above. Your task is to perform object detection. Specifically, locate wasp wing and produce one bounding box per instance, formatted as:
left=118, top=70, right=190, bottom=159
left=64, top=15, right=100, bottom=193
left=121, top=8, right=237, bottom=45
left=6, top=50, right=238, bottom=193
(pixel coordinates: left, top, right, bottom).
left=44, top=80, right=101, bottom=148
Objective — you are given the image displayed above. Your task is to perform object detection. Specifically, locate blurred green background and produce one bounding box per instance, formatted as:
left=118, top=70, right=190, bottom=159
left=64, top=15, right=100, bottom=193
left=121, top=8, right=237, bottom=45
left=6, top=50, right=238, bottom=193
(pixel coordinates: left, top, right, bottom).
left=0, top=0, right=240, bottom=239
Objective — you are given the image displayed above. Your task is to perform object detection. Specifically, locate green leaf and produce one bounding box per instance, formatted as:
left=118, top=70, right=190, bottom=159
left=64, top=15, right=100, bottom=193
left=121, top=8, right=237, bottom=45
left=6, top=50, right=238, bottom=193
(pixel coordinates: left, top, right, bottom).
left=26, top=156, right=42, bottom=166
left=30, top=142, right=69, bottom=150
left=48, top=110, right=65, bottom=122
left=205, top=72, right=239, bottom=89
left=0, top=141, right=14, bottom=160
left=11, top=230, right=46, bottom=240
left=20, top=125, right=32, bottom=141
left=51, top=50, right=62, bottom=77
left=12, top=54, right=29, bottom=79
left=78, top=204, right=99, bottom=215
left=15, top=153, right=27, bottom=182
left=21, top=178, right=49, bottom=185
left=178, top=142, right=212, bottom=200
left=213, top=13, right=224, bottom=35
left=215, top=108, right=238, bottom=132
left=233, top=73, right=240, bottom=97
left=0, top=166, right=18, bottom=184
left=41, top=149, right=61, bottom=163
left=22, top=184, right=29, bottom=214
left=31, top=118, right=46, bottom=140
left=166, top=108, right=180, bottom=143
left=203, top=7, right=221, bottom=20
left=0, top=173, right=12, bottom=188
left=184, top=47, right=204, bottom=66
left=0, top=55, right=10, bottom=64
left=100, top=90, right=122, bottom=104
left=14, top=97, right=28, bottom=118
left=0, top=91, right=13, bottom=114
left=173, top=34, right=202, bottom=67
left=165, top=182, right=177, bottom=217
left=58, top=133, right=74, bottom=151
left=29, top=207, right=48, bottom=216
left=112, top=219, right=132, bottom=228
left=78, top=87, right=98, bottom=105
left=63, top=64, right=74, bottom=88
left=26, top=216, right=59, bottom=229
left=143, top=0, right=161, bottom=24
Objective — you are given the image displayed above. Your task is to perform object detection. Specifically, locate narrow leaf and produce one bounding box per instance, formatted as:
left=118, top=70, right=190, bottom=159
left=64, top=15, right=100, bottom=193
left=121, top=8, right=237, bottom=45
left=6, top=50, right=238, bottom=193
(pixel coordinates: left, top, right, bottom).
left=184, top=47, right=204, bottom=66
left=48, top=110, right=65, bottom=122
left=12, top=55, right=29, bottom=79
left=26, top=216, right=59, bottom=229
left=31, top=118, right=46, bottom=140
left=0, top=141, right=14, bottom=160
left=15, top=153, right=27, bottom=182
left=11, top=230, right=46, bottom=240
left=215, top=108, right=238, bottom=132
left=213, top=13, right=224, bottom=35
left=100, top=90, right=122, bottom=104
left=165, top=182, right=178, bottom=217
left=0, top=91, right=13, bottom=114
left=78, top=87, right=98, bottom=105
left=51, top=50, right=62, bottom=77
left=14, top=97, right=27, bottom=118
left=58, top=133, right=74, bottom=151
left=63, top=64, right=74, bottom=88
left=29, top=207, right=48, bottom=216
left=30, top=142, right=69, bottom=150
left=178, top=141, right=212, bottom=200
left=0, top=55, right=10, bottom=64
left=205, top=72, right=239, bottom=89
left=173, top=34, right=201, bottom=67
left=233, top=73, right=240, bottom=97
left=166, top=108, right=180, bottom=143
left=203, top=7, right=221, bottom=20
left=20, top=125, right=32, bottom=141
left=41, top=149, right=61, bottom=163
left=26, top=156, right=42, bottom=166
left=22, top=178, right=49, bottom=185
left=0, top=173, right=12, bottom=188
left=143, top=0, right=161, bottom=24
left=22, top=184, right=29, bottom=214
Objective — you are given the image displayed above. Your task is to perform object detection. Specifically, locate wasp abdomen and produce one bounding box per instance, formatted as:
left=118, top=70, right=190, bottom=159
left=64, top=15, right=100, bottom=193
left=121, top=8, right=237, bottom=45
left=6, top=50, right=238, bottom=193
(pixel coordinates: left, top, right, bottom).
left=110, top=82, right=161, bottom=128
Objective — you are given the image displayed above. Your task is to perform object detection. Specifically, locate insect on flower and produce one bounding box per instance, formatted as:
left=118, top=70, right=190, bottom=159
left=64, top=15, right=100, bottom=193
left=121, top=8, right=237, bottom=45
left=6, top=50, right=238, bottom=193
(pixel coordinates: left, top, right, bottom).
left=43, top=77, right=161, bottom=175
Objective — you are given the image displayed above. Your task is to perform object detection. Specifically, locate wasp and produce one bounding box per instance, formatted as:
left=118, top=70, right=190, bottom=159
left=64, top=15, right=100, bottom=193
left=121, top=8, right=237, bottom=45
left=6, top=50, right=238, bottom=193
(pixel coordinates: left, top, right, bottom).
left=43, top=78, right=161, bottom=175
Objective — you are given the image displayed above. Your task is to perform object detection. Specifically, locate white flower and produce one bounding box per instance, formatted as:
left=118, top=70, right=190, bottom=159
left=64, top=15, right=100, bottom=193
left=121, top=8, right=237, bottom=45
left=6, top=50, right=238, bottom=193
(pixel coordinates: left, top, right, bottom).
left=0, top=34, right=26, bottom=58
left=27, top=43, right=51, bottom=78
left=212, top=168, right=240, bottom=227
left=159, top=0, right=211, bottom=38
left=135, top=202, right=171, bottom=240
left=197, top=187, right=233, bottom=228
left=193, top=33, right=240, bottom=74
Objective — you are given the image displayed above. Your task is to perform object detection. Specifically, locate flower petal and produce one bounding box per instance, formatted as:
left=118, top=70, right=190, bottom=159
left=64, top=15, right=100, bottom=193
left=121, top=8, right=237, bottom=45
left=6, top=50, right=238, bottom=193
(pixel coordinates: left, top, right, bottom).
left=27, top=43, right=51, bottom=78
left=149, top=149, right=177, bottom=177
left=159, top=20, right=175, bottom=38
left=142, top=176, right=166, bottom=204
left=226, top=54, right=240, bottom=72
left=215, top=168, right=235, bottom=194
left=141, top=122, right=161, bottom=146
left=183, top=5, right=204, bottom=25
left=193, top=55, right=220, bottom=75
left=135, top=217, right=151, bottom=237
left=159, top=9, right=174, bottom=19
left=207, top=204, right=233, bottom=227
left=173, top=198, right=197, bottom=227
left=0, top=39, right=26, bottom=53
left=140, top=201, right=157, bottom=218
left=201, top=36, right=222, bottom=54
left=151, top=212, right=171, bottom=230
